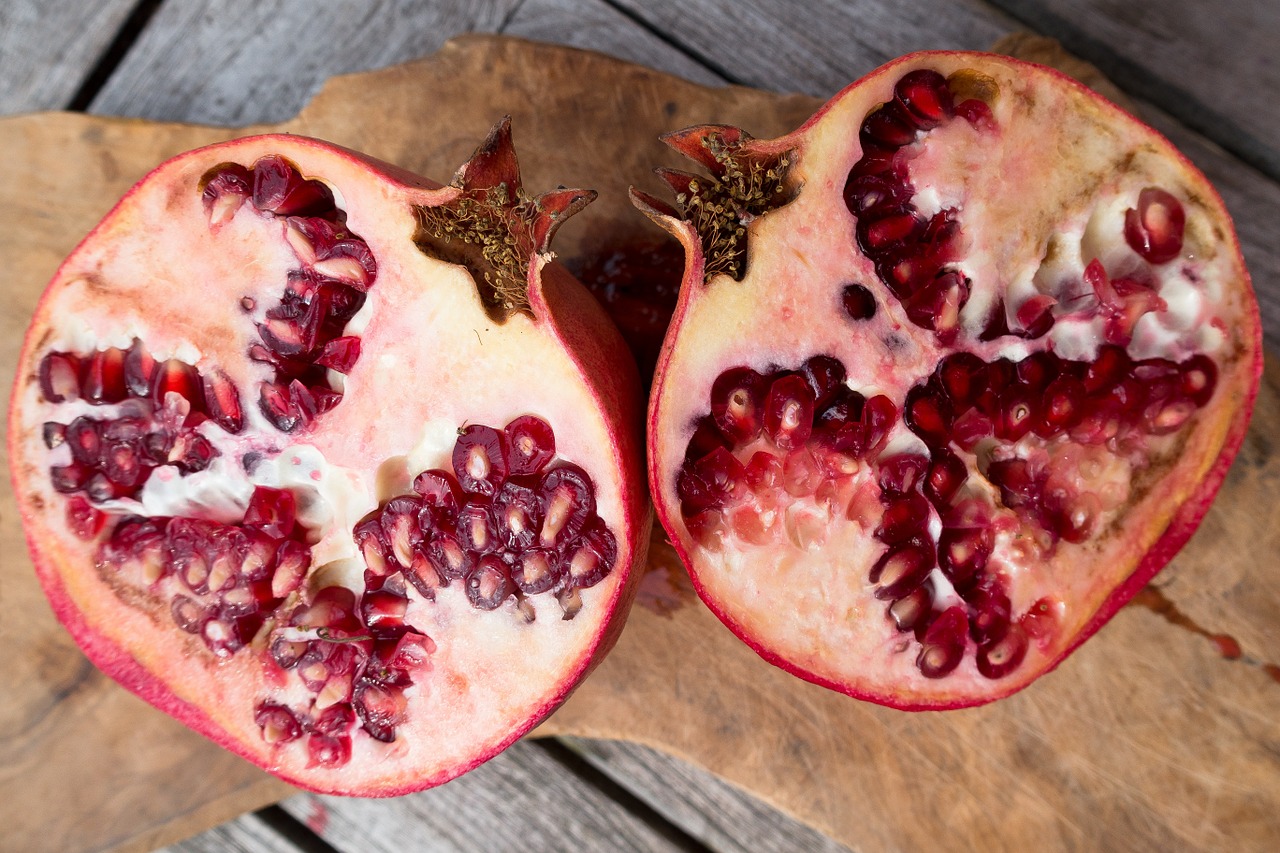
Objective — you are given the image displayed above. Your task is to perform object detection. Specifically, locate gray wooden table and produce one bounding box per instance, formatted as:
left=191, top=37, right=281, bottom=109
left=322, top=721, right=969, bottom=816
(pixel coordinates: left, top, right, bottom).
left=3, top=1, right=1277, bottom=850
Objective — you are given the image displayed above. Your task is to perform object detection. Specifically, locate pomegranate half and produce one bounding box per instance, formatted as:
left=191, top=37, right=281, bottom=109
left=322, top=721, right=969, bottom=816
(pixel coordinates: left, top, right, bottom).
left=9, top=121, right=649, bottom=793
left=638, top=52, right=1260, bottom=709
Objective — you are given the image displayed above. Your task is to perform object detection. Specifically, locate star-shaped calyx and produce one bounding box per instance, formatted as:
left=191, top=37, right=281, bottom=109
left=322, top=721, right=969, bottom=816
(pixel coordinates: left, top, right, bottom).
left=414, top=117, right=596, bottom=321
left=633, top=125, right=796, bottom=283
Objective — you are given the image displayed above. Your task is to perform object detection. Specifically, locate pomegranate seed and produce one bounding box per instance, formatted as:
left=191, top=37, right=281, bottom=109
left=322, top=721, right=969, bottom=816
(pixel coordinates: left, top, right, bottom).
left=361, top=588, right=408, bottom=631
left=1124, top=187, right=1185, bottom=264
left=466, top=555, right=515, bottom=610
left=937, top=525, right=992, bottom=586
left=843, top=167, right=911, bottom=218
left=996, top=389, right=1036, bottom=441
left=243, top=486, right=296, bottom=538
left=354, top=682, right=408, bottom=743
left=269, top=636, right=309, bottom=669
left=254, top=702, right=302, bottom=745
left=888, top=585, right=933, bottom=632
left=859, top=207, right=923, bottom=252
left=800, top=356, right=848, bottom=409
left=954, top=98, right=994, bottom=131
left=453, top=424, right=508, bottom=497
left=39, top=352, right=82, bottom=402
left=201, top=615, right=244, bottom=657
left=685, top=508, right=728, bottom=550
left=512, top=548, right=562, bottom=595
left=894, top=69, right=954, bottom=129
left=904, top=385, right=952, bottom=444
left=354, top=517, right=391, bottom=576
left=83, top=347, right=128, bottom=404
left=967, top=581, right=1012, bottom=645
left=878, top=454, right=929, bottom=495
left=458, top=502, right=498, bottom=554
left=43, top=421, right=67, bottom=449
left=271, top=539, right=310, bottom=598
left=1179, top=354, right=1217, bottom=406
left=412, top=469, right=463, bottom=523
left=860, top=102, right=918, bottom=148
left=1021, top=597, right=1058, bottom=641
left=307, top=734, right=352, bottom=768
left=253, top=156, right=315, bottom=215
left=151, top=359, right=204, bottom=411
left=1038, top=375, right=1086, bottom=436
left=239, top=529, right=279, bottom=582
left=50, top=462, right=91, bottom=493
left=782, top=447, right=823, bottom=497
left=916, top=606, right=968, bottom=678
left=202, top=369, right=244, bottom=433
left=314, top=336, right=362, bottom=374
left=1045, top=491, right=1101, bottom=544
left=539, top=463, right=596, bottom=546
left=904, top=270, right=970, bottom=341
left=504, top=415, right=556, bottom=476
left=710, top=366, right=766, bottom=443
left=744, top=451, right=784, bottom=493
left=986, top=457, right=1041, bottom=511
left=170, top=596, right=204, bottom=633
left=122, top=340, right=156, bottom=397
left=870, top=541, right=934, bottom=601
left=1082, top=344, right=1129, bottom=393
left=259, top=381, right=303, bottom=432
left=202, top=164, right=252, bottom=225
left=924, top=448, right=967, bottom=508
left=425, top=532, right=473, bottom=581
left=495, top=481, right=542, bottom=549
left=976, top=623, right=1029, bottom=679
left=65, top=495, right=106, bottom=539
left=405, top=550, right=445, bottom=600
left=686, top=416, right=730, bottom=464
left=380, top=495, right=425, bottom=566
left=860, top=395, right=897, bottom=455
left=875, top=493, right=932, bottom=544
left=814, top=386, right=866, bottom=432
left=66, top=417, right=103, bottom=466
left=764, top=373, right=815, bottom=451
left=937, top=352, right=987, bottom=410
left=840, top=283, right=877, bottom=320
left=565, top=520, right=618, bottom=589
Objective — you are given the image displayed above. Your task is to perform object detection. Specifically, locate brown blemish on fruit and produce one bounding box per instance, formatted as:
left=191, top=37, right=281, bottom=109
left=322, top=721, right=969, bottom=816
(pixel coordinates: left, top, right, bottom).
left=946, top=69, right=1000, bottom=104
left=29, top=493, right=45, bottom=512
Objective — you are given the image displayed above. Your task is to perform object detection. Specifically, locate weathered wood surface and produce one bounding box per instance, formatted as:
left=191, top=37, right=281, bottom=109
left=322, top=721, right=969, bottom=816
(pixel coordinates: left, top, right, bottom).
left=0, top=0, right=1277, bottom=851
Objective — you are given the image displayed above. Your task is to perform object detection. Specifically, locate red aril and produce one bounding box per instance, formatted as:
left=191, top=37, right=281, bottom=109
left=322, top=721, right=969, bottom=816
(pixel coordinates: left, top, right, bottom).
left=636, top=52, right=1259, bottom=709
left=10, top=122, right=649, bottom=792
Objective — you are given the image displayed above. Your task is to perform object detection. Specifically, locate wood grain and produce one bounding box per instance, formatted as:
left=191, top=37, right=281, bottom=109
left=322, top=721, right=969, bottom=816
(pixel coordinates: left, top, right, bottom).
left=161, top=811, right=309, bottom=853
left=1, top=35, right=1277, bottom=853
left=990, top=0, right=1280, bottom=179
left=276, top=741, right=691, bottom=853
left=88, top=0, right=522, bottom=125
left=0, top=0, right=138, bottom=114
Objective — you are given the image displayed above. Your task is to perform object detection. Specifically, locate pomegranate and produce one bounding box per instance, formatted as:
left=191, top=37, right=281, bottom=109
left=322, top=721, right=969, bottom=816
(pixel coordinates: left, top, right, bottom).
left=9, top=120, right=649, bottom=792
left=637, top=52, right=1260, bottom=708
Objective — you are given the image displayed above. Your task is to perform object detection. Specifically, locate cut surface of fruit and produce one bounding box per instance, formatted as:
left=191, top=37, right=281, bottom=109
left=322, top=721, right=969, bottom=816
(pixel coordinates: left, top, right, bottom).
left=10, top=124, right=648, bottom=793
left=638, top=52, right=1259, bottom=709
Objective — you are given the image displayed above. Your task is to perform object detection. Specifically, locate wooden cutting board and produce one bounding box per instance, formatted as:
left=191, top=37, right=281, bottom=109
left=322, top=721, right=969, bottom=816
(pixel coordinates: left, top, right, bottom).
left=1, top=35, right=1276, bottom=853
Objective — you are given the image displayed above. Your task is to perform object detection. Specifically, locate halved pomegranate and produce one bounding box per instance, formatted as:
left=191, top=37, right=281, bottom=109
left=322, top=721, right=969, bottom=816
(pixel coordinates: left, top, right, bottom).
left=637, top=52, right=1260, bottom=708
left=9, top=121, right=649, bottom=792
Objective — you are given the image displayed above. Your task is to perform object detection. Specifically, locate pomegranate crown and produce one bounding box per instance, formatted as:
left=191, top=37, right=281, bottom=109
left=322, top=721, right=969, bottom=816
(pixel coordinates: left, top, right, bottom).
left=631, top=125, right=795, bottom=283
left=414, top=116, right=596, bottom=319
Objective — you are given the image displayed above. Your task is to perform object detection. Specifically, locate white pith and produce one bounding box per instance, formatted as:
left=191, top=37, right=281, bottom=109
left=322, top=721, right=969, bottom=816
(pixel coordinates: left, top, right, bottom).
left=652, top=55, right=1255, bottom=705
left=13, top=137, right=633, bottom=790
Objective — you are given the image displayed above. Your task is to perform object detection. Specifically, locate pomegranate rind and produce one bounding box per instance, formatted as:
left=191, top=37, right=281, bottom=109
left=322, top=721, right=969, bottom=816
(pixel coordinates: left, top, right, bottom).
left=10, top=132, right=648, bottom=792
left=641, top=51, right=1260, bottom=709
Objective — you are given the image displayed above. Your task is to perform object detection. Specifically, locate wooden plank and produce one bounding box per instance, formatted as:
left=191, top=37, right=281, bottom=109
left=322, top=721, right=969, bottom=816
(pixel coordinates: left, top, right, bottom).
left=608, top=0, right=1017, bottom=96
left=501, top=0, right=722, bottom=87
left=564, top=738, right=852, bottom=853
left=276, top=741, right=694, bottom=853
left=988, top=0, right=1280, bottom=179
left=88, top=0, right=522, bottom=124
left=159, top=810, right=310, bottom=853
left=0, top=0, right=138, bottom=113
